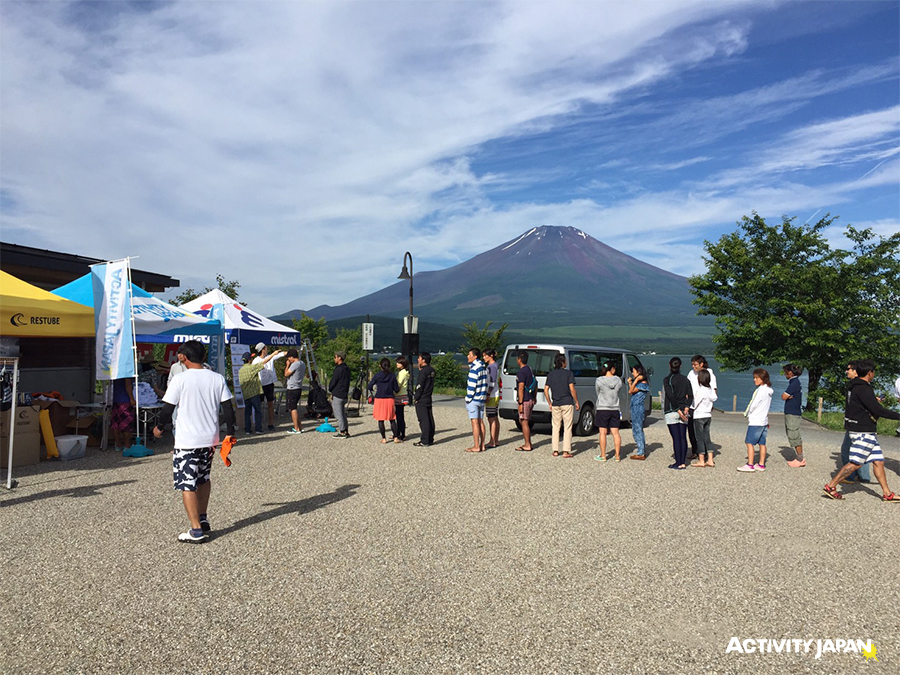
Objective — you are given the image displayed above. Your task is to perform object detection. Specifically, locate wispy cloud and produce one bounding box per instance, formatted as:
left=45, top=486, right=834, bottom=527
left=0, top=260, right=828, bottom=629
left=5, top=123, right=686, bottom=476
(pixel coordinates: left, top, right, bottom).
left=0, top=1, right=897, bottom=314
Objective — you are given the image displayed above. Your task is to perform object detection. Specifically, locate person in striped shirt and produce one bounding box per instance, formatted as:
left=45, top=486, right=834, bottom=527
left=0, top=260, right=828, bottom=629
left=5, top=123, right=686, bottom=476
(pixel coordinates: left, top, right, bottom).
left=465, top=347, right=488, bottom=453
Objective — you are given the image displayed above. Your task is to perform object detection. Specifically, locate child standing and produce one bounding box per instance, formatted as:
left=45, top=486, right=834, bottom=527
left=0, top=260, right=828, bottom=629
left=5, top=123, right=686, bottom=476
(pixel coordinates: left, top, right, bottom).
left=691, top=369, right=717, bottom=467
left=738, top=368, right=773, bottom=472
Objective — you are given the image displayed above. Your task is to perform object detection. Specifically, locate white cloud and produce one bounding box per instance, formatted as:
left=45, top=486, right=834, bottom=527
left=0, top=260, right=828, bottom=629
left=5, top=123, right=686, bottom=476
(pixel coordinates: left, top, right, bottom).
left=1, top=0, right=897, bottom=316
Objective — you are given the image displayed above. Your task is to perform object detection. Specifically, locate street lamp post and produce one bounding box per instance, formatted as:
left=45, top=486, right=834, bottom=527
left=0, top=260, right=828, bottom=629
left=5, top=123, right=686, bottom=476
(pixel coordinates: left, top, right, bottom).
left=397, top=252, right=417, bottom=371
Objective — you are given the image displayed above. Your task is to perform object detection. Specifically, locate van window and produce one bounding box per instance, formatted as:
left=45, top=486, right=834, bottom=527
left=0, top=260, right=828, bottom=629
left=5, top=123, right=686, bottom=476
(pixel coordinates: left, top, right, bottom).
left=502, top=350, right=557, bottom=377
left=599, top=353, right=623, bottom=375
left=569, top=351, right=599, bottom=378
left=627, top=354, right=642, bottom=373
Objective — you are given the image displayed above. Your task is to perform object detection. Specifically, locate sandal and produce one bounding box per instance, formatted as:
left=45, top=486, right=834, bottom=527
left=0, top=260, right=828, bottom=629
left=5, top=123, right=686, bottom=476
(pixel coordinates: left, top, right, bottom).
left=515, top=446, right=532, bottom=452
left=823, top=484, right=844, bottom=500
left=882, top=492, right=900, bottom=503
left=561, top=452, right=573, bottom=459
left=552, top=451, right=561, bottom=457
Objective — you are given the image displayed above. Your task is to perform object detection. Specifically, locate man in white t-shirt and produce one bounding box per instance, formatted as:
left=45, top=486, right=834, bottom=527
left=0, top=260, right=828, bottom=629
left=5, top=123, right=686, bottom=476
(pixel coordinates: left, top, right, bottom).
left=153, top=340, right=236, bottom=544
left=253, top=343, right=286, bottom=431
left=687, top=355, right=717, bottom=458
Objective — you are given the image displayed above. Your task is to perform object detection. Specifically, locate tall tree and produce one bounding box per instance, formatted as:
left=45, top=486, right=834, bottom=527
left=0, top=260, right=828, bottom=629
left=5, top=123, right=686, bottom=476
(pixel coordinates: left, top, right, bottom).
left=459, top=320, right=509, bottom=354
left=292, top=313, right=329, bottom=349
left=689, top=213, right=900, bottom=409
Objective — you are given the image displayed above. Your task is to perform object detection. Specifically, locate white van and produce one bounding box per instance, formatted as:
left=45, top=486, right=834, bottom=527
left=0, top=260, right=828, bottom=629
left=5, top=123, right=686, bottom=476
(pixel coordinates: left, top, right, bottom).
left=498, top=344, right=653, bottom=436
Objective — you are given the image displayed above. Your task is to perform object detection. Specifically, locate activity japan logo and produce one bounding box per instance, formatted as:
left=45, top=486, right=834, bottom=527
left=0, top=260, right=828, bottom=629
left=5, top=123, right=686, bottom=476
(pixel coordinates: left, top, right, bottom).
left=727, top=638, right=878, bottom=661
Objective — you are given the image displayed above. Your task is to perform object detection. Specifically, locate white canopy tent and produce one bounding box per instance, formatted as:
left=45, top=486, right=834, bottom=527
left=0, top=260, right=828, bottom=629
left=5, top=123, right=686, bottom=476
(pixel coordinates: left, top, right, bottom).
left=179, top=290, right=300, bottom=348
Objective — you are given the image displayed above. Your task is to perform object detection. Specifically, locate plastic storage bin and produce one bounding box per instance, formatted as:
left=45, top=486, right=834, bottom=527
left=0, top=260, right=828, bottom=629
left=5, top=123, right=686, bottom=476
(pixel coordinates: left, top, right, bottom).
left=56, top=434, right=88, bottom=461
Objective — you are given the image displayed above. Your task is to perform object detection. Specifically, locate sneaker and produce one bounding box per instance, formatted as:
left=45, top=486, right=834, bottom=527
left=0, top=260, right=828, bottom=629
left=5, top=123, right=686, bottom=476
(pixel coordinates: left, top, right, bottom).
left=267, top=425, right=275, bottom=430
left=736, top=463, right=756, bottom=472
left=787, top=458, right=806, bottom=468
left=287, top=428, right=302, bottom=435
left=199, top=519, right=211, bottom=533
left=177, top=530, right=208, bottom=544
left=594, top=454, right=606, bottom=462
left=753, top=464, right=766, bottom=472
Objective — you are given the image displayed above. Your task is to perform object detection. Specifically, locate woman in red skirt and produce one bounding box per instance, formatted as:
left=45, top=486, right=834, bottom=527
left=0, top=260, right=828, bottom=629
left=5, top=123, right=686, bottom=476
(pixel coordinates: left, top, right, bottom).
left=368, top=358, right=400, bottom=443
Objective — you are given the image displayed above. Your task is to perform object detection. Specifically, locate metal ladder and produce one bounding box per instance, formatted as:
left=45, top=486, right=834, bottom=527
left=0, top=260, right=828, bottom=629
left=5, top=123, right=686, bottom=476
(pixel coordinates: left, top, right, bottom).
left=299, top=337, right=319, bottom=383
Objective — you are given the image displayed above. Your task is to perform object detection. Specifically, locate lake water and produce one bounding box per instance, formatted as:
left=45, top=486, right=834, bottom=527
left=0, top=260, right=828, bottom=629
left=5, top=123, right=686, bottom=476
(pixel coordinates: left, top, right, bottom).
left=637, top=354, right=808, bottom=414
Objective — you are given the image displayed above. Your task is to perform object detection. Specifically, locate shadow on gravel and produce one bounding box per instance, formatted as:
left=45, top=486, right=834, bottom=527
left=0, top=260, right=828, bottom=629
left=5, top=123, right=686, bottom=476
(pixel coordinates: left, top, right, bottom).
left=1, top=479, right=138, bottom=507
left=433, top=432, right=472, bottom=444
left=213, top=483, right=361, bottom=539
left=644, top=442, right=665, bottom=458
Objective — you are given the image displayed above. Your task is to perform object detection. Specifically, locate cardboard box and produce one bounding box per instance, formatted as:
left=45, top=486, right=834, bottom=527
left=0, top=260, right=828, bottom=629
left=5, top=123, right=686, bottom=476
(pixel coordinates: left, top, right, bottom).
left=0, top=428, right=41, bottom=467
left=0, top=405, right=41, bottom=437
left=66, top=415, right=102, bottom=447
left=33, top=400, right=80, bottom=438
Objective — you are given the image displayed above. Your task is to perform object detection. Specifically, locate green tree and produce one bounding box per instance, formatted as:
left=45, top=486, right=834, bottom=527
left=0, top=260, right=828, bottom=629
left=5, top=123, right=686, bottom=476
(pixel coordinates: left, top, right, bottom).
left=292, top=313, right=329, bottom=349
left=459, top=320, right=509, bottom=354
left=171, top=274, right=242, bottom=306
left=319, top=327, right=366, bottom=383
left=432, top=353, right=466, bottom=389
left=689, top=212, right=900, bottom=409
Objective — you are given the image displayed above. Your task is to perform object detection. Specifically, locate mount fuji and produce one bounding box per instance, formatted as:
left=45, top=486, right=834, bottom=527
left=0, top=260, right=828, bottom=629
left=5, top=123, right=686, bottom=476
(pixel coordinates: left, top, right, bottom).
left=281, top=226, right=708, bottom=339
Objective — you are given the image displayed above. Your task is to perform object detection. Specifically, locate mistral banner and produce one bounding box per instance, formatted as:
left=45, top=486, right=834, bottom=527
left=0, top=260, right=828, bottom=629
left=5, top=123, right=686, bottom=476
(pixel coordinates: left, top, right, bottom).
left=91, top=260, right=136, bottom=381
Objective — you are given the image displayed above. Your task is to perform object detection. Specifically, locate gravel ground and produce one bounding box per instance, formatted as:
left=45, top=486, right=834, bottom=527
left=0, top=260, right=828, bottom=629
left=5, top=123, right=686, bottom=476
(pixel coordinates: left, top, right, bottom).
left=2, top=398, right=898, bottom=674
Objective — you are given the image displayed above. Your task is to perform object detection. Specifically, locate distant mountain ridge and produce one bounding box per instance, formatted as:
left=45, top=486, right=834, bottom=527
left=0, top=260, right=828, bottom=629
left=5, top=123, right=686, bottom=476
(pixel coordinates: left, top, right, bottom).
left=277, top=226, right=708, bottom=334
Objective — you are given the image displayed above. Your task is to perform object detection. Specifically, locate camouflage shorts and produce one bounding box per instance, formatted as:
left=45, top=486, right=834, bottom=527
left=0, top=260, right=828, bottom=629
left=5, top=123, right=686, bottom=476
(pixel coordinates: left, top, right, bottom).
left=173, top=447, right=214, bottom=491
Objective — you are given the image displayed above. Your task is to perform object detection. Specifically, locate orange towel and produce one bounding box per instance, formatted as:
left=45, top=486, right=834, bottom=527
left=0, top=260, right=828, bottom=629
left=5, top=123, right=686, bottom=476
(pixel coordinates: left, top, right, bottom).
left=220, top=435, right=236, bottom=467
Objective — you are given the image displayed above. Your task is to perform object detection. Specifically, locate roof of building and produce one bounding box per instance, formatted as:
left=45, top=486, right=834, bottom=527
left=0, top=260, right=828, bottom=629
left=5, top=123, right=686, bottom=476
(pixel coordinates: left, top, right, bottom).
left=0, top=242, right=180, bottom=293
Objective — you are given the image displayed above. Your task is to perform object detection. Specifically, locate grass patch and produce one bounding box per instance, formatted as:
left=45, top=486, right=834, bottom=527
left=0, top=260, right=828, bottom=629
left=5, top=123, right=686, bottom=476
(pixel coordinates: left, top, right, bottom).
left=434, top=387, right=466, bottom=397
left=803, top=411, right=899, bottom=435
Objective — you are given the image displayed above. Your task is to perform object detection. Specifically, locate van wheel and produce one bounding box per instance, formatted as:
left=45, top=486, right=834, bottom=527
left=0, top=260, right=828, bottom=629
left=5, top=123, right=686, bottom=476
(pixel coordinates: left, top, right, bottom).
left=514, top=420, right=535, bottom=431
left=576, top=404, right=594, bottom=437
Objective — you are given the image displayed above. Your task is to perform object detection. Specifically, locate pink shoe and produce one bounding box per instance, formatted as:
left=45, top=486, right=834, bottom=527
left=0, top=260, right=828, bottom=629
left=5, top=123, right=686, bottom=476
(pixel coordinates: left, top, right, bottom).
left=787, top=458, right=806, bottom=468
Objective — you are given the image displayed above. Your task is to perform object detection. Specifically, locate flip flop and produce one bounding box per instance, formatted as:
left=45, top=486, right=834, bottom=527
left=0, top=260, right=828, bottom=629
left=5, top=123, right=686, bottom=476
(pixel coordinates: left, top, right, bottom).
left=561, top=452, right=574, bottom=459
left=515, top=446, right=532, bottom=452
left=552, top=451, right=561, bottom=457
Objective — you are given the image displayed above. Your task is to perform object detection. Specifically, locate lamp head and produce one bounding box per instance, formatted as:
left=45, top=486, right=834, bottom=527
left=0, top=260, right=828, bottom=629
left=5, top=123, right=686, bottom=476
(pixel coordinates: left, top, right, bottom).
left=397, top=265, right=411, bottom=281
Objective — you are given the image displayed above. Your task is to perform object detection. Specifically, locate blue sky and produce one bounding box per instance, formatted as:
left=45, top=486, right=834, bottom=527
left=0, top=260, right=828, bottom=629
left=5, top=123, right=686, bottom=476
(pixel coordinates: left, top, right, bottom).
left=1, top=0, right=897, bottom=316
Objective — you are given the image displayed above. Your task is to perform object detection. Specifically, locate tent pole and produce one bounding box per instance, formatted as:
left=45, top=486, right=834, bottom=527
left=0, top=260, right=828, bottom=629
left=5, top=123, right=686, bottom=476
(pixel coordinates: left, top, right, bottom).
left=126, top=259, right=141, bottom=447
left=4, top=357, right=19, bottom=489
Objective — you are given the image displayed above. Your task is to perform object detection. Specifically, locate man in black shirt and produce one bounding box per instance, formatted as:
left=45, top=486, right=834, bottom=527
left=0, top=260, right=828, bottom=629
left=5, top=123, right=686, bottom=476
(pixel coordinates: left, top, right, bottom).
left=328, top=351, right=351, bottom=438
left=414, top=351, right=436, bottom=446
left=823, top=359, right=900, bottom=501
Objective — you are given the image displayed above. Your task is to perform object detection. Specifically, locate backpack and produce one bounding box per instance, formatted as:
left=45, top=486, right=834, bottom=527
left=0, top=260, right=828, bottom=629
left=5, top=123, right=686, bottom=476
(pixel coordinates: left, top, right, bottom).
left=306, top=381, right=333, bottom=418
left=521, top=369, right=538, bottom=401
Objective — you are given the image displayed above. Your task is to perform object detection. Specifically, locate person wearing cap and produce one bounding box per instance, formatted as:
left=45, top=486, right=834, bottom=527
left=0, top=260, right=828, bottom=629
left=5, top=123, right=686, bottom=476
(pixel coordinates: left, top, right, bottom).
left=138, top=351, right=166, bottom=399
left=252, top=342, right=286, bottom=431
left=238, top=348, right=285, bottom=434
left=328, top=351, right=351, bottom=438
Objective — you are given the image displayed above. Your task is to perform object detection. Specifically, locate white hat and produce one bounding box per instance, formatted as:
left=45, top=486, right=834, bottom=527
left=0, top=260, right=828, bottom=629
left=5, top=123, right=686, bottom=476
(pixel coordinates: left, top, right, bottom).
left=255, top=342, right=266, bottom=352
